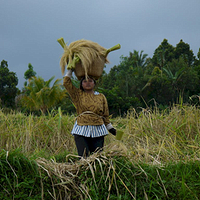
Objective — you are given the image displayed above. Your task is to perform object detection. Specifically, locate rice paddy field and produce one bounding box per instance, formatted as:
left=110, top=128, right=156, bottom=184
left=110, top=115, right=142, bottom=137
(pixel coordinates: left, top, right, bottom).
left=1, top=105, right=200, bottom=199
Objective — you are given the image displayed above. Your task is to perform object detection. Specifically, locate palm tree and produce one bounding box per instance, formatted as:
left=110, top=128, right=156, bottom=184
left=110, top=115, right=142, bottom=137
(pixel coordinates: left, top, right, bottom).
left=129, top=50, right=148, bottom=69
left=21, top=76, right=66, bottom=114
left=163, top=67, right=185, bottom=87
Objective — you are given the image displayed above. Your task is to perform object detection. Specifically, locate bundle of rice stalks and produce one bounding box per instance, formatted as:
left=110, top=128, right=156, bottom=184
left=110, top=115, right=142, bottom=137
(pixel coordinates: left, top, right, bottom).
left=58, top=37, right=120, bottom=80
left=36, top=143, right=129, bottom=199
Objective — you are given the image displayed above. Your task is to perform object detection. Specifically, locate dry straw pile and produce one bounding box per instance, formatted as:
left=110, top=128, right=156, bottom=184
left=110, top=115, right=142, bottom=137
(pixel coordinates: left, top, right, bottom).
left=36, top=142, right=130, bottom=199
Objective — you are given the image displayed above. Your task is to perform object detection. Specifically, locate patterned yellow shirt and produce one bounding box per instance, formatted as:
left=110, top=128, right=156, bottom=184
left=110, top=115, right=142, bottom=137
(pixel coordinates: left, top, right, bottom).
left=63, top=76, right=110, bottom=126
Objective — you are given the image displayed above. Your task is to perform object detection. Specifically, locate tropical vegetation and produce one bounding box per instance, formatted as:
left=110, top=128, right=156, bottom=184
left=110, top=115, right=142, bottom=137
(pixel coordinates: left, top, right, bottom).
left=1, top=38, right=200, bottom=199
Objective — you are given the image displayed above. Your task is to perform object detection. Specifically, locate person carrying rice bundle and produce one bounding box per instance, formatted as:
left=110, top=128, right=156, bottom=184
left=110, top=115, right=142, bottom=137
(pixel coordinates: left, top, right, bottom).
left=59, top=38, right=120, bottom=157
left=63, top=71, right=116, bottom=157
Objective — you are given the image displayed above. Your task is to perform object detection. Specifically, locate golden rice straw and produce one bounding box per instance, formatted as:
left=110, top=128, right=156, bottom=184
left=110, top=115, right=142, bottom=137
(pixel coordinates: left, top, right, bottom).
left=59, top=39, right=109, bottom=76
left=57, top=38, right=121, bottom=79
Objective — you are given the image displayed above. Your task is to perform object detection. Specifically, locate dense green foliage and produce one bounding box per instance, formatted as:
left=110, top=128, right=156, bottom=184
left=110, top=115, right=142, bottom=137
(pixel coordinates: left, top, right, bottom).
left=83, top=157, right=200, bottom=199
left=98, top=39, right=200, bottom=115
left=0, top=60, right=19, bottom=108
left=0, top=149, right=56, bottom=199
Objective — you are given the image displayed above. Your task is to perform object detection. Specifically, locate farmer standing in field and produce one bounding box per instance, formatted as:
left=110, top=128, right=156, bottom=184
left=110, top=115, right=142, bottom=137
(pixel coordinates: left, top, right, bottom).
left=58, top=38, right=120, bottom=157
left=63, top=70, right=116, bottom=157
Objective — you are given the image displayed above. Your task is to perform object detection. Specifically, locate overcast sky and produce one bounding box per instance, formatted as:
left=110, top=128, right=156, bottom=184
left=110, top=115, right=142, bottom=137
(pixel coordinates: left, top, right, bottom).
left=1, top=0, right=200, bottom=89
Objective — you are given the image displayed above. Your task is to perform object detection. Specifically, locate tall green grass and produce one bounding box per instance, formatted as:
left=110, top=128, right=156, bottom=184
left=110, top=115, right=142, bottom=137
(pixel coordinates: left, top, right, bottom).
left=0, top=149, right=57, bottom=199
left=0, top=109, right=76, bottom=158
left=119, top=105, right=200, bottom=164
left=1, top=105, right=200, bottom=199
left=1, top=149, right=200, bottom=199
left=1, top=105, right=200, bottom=162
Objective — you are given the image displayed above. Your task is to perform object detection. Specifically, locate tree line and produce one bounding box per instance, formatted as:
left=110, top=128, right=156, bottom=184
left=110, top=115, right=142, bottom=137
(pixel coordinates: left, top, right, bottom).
left=1, top=39, right=200, bottom=115
left=98, top=39, right=200, bottom=115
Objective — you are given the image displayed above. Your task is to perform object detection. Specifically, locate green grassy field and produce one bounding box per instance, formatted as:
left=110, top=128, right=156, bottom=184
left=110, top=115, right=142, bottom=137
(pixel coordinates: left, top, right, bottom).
left=0, top=105, right=200, bottom=199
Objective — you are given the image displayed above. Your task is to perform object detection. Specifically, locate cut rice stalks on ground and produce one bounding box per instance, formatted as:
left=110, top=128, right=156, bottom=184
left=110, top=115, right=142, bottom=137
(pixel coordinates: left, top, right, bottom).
left=36, top=142, right=132, bottom=199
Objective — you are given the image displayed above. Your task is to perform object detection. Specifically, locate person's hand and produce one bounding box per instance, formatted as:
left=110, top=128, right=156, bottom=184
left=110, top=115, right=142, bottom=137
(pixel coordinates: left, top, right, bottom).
left=64, top=70, right=73, bottom=78
left=109, top=128, right=116, bottom=136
